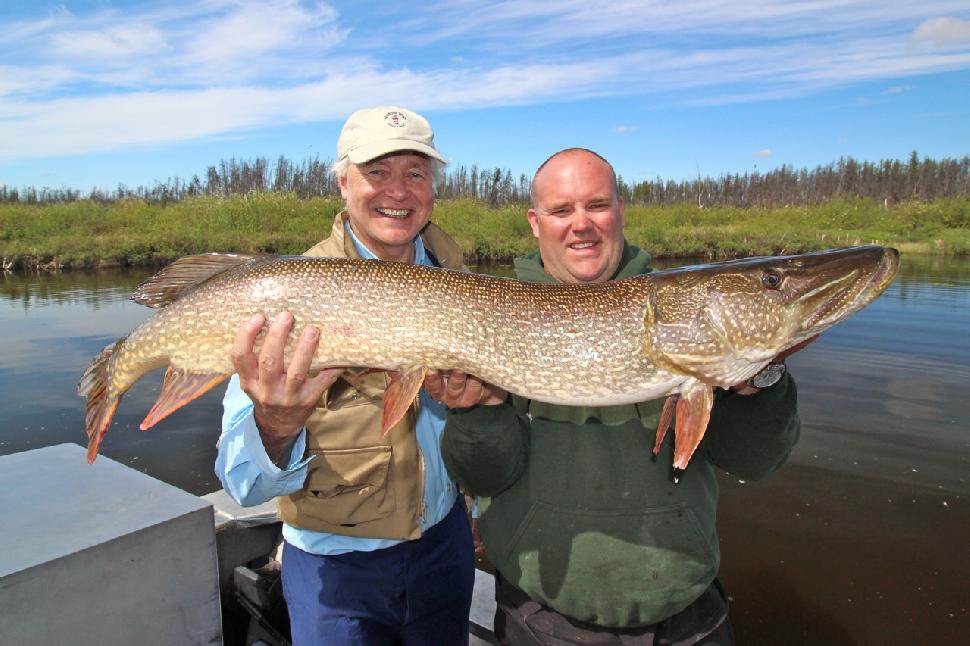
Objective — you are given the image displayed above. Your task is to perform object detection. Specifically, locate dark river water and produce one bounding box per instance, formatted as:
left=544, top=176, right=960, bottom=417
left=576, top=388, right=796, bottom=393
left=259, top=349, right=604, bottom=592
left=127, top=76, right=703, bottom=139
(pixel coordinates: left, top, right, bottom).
left=1, top=254, right=967, bottom=644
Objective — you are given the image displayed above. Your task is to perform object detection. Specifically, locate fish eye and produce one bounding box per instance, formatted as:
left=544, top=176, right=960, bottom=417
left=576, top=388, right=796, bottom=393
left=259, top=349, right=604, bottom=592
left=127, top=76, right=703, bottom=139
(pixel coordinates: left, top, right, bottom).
left=762, top=270, right=783, bottom=289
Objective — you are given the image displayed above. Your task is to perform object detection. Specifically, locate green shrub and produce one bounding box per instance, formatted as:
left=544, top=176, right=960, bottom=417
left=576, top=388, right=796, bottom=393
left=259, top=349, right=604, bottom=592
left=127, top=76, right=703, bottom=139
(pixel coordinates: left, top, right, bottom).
left=1, top=195, right=968, bottom=268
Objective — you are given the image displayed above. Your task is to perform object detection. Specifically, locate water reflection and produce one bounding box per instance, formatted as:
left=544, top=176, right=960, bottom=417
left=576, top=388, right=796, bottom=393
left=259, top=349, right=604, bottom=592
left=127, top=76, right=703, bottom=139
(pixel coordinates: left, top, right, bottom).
left=1, top=254, right=968, bottom=644
left=0, top=266, right=223, bottom=493
left=714, top=253, right=970, bottom=644
left=1, top=267, right=150, bottom=310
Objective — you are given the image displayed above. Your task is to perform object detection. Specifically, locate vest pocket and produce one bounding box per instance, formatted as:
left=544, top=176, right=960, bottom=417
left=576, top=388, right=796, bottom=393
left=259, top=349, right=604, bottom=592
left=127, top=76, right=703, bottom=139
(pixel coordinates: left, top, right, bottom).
left=302, top=446, right=394, bottom=525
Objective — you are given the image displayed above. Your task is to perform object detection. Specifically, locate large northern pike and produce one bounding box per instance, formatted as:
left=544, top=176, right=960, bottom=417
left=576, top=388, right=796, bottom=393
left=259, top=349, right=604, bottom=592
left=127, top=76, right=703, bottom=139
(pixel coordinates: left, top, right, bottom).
left=79, top=245, right=899, bottom=468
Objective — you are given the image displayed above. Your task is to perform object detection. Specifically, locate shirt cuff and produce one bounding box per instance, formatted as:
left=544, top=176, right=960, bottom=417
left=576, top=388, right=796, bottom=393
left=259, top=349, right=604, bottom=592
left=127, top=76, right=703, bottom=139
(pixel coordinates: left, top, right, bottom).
left=234, top=410, right=313, bottom=490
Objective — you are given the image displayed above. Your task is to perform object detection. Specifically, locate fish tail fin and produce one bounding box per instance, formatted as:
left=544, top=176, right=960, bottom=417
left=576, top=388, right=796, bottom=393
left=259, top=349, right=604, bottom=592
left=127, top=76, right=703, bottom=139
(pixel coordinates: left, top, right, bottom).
left=381, top=367, right=428, bottom=437
left=140, top=367, right=230, bottom=430
left=78, top=340, right=125, bottom=463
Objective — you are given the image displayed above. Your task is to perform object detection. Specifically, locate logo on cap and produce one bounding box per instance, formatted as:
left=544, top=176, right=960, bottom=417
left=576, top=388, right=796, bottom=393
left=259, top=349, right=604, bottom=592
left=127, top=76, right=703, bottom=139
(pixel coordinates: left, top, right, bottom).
left=384, top=111, right=407, bottom=128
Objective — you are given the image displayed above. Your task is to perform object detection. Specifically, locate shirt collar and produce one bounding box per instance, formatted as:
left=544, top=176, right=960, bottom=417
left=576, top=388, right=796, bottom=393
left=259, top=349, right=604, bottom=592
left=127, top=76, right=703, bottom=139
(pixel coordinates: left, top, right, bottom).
left=343, top=220, right=432, bottom=267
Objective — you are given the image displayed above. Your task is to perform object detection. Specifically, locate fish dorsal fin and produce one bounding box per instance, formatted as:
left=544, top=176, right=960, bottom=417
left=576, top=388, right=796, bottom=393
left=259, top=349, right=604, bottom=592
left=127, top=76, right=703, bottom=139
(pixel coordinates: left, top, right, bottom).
left=132, top=253, right=267, bottom=308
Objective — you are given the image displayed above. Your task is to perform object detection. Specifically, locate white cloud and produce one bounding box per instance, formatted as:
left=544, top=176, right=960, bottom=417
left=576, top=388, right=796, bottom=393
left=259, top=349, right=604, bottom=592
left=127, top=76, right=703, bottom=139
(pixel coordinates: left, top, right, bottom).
left=0, top=6, right=75, bottom=45
left=0, top=64, right=77, bottom=98
left=178, top=1, right=346, bottom=82
left=0, top=1, right=968, bottom=159
left=405, top=1, right=970, bottom=48
left=50, top=24, right=167, bottom=59
left=0, top=1, right=349, bottom=93
left=911, top=17, right=970, bottom=47
left=754, top=149, right=773, bottom=158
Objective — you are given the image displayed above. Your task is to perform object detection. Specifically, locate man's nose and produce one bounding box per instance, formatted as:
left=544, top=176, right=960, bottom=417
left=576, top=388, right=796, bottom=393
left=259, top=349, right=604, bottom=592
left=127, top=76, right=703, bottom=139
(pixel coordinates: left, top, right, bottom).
left=385, top=174, right=410, bottom=200
left=571, top=210, right=593, bottom=231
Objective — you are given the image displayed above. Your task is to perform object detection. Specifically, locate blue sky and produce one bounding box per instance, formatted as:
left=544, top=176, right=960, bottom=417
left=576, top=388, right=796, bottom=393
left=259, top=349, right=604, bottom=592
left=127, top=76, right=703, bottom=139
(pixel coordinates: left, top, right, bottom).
left=1, top=1, right=969, bottom=192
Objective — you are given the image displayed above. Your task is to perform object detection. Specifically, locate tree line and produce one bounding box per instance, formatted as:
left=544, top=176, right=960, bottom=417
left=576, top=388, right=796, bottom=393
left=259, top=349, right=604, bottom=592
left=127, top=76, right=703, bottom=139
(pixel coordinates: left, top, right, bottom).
left=3, top=151, right=968, bottom=207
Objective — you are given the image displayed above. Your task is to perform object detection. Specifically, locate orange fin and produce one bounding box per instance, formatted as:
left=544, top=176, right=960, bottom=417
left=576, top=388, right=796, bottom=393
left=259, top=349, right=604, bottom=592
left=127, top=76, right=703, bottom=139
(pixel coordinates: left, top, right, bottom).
left=140, top=368, right=230, bottom=430
left=671, top=383, right=715, bottom=470
left=652, top=394, right=679, bottom=456
left=381, top=367, right=428, bottom=437
left=78, top=339, right=125, bottom=463
left=131, top=253, right=267, bottom=308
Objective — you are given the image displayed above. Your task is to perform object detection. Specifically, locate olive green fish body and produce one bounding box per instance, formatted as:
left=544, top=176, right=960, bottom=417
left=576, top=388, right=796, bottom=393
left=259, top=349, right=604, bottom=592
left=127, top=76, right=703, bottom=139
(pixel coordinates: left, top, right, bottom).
left=79, top=246, right=899, bottom=468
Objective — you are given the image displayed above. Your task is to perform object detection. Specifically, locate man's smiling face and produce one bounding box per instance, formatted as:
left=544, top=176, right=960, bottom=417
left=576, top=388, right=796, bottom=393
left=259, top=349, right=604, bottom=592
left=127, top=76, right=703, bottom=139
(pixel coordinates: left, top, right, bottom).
left=340, top=152, right=435, bottom=263
left=527, top=150, right=626, bottom=284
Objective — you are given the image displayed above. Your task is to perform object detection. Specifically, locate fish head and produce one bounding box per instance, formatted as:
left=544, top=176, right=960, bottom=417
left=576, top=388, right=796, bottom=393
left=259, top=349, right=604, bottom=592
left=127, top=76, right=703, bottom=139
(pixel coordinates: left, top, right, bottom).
left=645, top=245, right=900, bottom=387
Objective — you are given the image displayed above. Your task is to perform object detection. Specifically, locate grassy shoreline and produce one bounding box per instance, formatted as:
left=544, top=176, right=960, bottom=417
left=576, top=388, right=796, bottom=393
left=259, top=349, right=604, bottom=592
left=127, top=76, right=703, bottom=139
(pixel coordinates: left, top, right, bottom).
left=2, top=194, right=968, bottom=270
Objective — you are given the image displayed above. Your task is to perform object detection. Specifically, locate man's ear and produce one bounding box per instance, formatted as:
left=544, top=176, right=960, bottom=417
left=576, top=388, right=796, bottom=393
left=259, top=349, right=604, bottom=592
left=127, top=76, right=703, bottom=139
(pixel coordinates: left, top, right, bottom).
left=338, top=172, right=350, bottom=200
left=526, top=208, right=541, bottom=239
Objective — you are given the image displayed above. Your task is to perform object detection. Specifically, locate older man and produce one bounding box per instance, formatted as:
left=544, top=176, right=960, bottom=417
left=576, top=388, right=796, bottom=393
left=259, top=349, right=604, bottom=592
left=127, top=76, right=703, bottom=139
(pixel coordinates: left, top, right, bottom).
left=216, top=107, right=474, bottom=645
left=428, top=148, right=804, bottom=645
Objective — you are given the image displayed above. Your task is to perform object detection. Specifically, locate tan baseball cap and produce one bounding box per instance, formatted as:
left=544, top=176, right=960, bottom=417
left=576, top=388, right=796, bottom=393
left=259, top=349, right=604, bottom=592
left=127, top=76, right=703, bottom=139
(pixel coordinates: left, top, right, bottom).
left=337, top=106, right=446, bottom=164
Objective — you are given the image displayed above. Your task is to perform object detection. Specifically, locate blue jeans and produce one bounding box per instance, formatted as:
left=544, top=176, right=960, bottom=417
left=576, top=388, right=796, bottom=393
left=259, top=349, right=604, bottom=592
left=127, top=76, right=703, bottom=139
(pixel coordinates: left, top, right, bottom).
left=281, top=496, right=474, bottom=645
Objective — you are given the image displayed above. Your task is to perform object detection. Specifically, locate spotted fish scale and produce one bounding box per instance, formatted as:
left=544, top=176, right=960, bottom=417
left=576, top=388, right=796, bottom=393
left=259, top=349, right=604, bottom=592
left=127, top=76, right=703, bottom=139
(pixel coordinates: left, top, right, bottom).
left=78, top=245, right=899, bottom=468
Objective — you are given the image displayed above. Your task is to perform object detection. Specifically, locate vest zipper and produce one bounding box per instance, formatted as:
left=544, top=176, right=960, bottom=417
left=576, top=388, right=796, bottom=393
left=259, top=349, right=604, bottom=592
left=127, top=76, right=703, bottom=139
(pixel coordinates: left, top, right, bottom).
left=415, top=399, right=427, bottom=526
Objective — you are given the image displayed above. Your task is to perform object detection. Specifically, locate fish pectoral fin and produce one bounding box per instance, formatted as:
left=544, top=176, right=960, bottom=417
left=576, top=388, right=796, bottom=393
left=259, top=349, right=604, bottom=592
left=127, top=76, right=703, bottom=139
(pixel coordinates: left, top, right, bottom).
left=140, top=368, right=230, bottom=430
left=652, top=394, right=679, bottom=456
left=381, top=367, right=428, bottom=438
left=671, top=382, right=715, bottom=470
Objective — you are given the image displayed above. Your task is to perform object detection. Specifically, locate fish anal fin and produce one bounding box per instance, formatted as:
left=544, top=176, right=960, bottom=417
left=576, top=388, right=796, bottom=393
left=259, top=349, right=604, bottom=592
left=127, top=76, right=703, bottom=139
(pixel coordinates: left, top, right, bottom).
left=140, top=368, right=230, bottom=430
left=652, top=393, right=678, bottom=456
left=132, top=253, right=267, bottom=308
left=381, top=367, right=428, bottom=438
left=671, top=382, right=715, bottom=470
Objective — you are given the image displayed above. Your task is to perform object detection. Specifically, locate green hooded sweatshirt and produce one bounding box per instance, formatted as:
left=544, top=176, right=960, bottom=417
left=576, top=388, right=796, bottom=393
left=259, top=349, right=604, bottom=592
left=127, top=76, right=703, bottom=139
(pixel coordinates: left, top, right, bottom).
left=440, top=242, right=800, bottom=628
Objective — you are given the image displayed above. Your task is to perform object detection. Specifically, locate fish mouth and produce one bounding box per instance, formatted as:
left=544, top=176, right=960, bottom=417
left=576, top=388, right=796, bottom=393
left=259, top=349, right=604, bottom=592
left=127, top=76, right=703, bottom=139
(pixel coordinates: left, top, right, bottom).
left=842, top=247, right=900, bottom=312
left=804, top=247, right=899, bottom=331
left=866, top=247, right=900, bottom=293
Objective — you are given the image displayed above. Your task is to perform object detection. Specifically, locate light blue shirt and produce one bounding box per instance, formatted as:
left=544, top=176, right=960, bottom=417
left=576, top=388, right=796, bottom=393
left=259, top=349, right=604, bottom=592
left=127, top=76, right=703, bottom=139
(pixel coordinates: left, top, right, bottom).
left=215, top=225, right=457, bottom=555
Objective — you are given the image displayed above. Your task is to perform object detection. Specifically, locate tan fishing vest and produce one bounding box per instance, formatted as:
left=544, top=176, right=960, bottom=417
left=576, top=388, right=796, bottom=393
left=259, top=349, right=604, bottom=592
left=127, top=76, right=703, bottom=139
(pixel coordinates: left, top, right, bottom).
left=276, top=212, right=465, bottom=540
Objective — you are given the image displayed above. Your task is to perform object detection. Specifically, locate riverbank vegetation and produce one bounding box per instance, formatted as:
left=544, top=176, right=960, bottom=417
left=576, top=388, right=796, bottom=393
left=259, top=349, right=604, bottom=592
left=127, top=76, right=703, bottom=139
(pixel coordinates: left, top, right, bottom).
left=2, top=193, right=968, bottom=270
left=4, top=151, right=968, bottom=207
left=3, top=151, right=968, bottom=269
